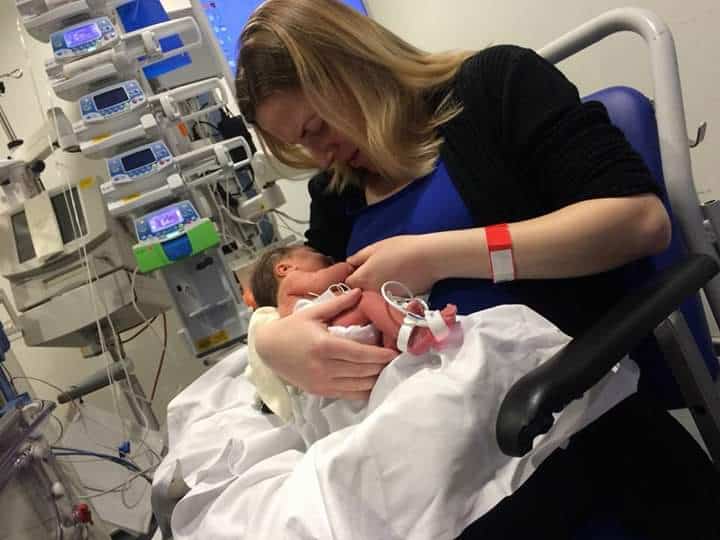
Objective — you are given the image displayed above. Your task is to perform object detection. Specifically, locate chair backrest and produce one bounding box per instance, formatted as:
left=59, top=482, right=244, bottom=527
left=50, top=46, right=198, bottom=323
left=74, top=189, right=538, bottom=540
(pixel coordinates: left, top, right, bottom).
left=583, top=86, right=718, bottom=405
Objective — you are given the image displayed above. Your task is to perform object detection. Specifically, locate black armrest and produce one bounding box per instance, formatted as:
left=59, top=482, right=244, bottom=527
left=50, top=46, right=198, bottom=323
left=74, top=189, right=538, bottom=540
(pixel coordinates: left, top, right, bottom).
left=496, top=254, right=719, bottom=457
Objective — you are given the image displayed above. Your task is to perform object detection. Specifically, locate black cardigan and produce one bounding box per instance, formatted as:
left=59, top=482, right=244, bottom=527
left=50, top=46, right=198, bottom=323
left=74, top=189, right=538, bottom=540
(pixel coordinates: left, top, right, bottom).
left=305, top=45, right=659, bottom=337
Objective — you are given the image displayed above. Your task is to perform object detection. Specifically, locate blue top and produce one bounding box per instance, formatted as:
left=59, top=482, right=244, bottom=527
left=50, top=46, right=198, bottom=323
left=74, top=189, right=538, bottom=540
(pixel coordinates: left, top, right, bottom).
left=347, top=161, right=516, bottom=315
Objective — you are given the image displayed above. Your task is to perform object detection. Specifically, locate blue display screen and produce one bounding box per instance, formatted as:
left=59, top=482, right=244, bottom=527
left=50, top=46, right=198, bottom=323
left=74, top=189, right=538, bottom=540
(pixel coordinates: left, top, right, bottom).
left=65, top=23, right=101, bottom=48
left=121, top=149, right=155, bottom=172
left=200, top=0, right=368, bottom=71
left=94, top=87, right=128, bottom=110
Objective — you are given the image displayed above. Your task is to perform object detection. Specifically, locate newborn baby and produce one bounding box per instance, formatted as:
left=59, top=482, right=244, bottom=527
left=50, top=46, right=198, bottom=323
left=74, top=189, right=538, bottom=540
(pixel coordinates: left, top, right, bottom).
left=249, top=245, right=457, bottom=354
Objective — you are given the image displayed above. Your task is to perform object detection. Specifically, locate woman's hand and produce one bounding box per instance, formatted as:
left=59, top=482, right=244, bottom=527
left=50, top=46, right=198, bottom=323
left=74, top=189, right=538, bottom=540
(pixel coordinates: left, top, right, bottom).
left=254, top=289, right=397, bottom=400
left=346, top=235, right=443, bottom=293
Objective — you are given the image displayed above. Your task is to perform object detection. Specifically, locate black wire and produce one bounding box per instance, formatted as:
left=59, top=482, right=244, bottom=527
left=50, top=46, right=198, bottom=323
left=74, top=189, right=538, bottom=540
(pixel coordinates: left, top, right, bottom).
left=52, top=448, right=153, bottom=483
left=194, top=120, right=222, bottom=135
left=121, top=316, right=158, bottom=344
left=150, top=313, right=168, bottom=402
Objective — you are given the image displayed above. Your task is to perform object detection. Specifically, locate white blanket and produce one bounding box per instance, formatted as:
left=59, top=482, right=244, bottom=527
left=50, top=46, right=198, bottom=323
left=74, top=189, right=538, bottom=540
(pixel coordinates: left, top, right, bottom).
left=154, top=305, right=638, bottom=540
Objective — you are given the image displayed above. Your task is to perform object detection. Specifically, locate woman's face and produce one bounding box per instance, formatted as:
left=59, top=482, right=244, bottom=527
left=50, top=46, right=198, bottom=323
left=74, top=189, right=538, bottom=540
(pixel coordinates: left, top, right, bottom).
left=255, top=90, right=374, bottom=172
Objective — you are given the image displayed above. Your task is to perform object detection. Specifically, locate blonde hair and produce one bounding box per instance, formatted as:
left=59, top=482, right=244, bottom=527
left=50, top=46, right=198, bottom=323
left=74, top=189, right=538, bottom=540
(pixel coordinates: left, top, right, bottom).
left=236, top=0, right=473, bottom=191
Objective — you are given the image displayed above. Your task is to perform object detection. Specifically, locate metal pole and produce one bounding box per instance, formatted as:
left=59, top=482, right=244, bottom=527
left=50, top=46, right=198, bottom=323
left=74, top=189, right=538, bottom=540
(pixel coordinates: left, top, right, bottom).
left=0, top=82, right=23, bottom=151
left=0, top=103, right=18, bottom=143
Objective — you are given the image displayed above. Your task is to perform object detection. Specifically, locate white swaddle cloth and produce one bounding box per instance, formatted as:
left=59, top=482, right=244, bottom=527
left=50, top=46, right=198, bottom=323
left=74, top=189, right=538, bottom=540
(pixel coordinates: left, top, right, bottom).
left=158, top=300, right=639, bottom=540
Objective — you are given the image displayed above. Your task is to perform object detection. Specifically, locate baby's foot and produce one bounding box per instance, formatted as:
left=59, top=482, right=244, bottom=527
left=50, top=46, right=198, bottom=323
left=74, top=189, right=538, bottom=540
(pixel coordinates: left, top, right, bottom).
left=407, top=304, right=457, bottom=355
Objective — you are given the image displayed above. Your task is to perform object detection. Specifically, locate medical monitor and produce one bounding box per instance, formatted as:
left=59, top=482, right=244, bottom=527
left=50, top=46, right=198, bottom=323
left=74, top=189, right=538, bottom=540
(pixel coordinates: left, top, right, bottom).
left=200, top=0, right=368, bottom=71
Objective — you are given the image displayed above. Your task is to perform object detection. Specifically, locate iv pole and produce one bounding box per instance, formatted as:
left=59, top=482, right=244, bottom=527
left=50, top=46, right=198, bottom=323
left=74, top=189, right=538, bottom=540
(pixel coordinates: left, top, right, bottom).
left=0, top=68, right=25, bottom=152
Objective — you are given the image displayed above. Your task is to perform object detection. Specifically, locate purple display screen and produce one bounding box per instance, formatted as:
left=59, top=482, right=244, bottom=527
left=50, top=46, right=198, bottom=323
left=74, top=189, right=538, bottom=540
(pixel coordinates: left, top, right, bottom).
left=149, top=208, right=183, bottom=234
left=64, top=23, right=102, bottom=48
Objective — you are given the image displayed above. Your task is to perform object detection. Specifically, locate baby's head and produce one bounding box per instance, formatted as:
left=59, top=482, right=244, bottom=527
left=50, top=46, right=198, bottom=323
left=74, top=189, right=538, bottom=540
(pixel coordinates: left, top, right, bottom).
left=250, top=245, right=333, bottom=308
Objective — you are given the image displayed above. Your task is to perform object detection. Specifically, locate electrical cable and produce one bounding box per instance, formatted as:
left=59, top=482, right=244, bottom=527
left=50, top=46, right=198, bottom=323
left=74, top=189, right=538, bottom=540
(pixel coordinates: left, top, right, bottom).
left=274, top=212, right=304, bottom=237
left=54, top=452, right=140, bottom=474
left=49, top=413, right=65, bottom=446
left=194, top=120, right=222, bottom=135
left=121, top=316, right=158, bottom=344
left=149, top=313, right=167, bottom=402
left=11, top=375, right=65, bottom=395
left=77, top=464, right=156, bottom=499
left=52, top=447, right=153, bottom=482
left=272, top=209, right=310, bottom=225
left=1, top=363, right=19, bottom=392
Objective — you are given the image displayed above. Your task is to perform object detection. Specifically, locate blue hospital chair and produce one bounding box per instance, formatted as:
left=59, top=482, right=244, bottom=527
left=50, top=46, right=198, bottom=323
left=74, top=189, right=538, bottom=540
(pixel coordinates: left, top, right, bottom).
left=494, top=7, right=720, bottom=540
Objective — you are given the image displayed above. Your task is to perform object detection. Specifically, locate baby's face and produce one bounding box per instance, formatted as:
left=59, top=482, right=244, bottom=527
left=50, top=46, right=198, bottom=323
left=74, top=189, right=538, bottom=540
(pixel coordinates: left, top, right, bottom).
left=284, top=247, right=333, bottom=273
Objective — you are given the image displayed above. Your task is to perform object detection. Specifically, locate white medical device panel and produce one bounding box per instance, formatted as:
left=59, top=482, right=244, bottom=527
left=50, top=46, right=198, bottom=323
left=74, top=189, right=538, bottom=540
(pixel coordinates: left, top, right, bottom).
left=50, top=17, right=119, bottom=62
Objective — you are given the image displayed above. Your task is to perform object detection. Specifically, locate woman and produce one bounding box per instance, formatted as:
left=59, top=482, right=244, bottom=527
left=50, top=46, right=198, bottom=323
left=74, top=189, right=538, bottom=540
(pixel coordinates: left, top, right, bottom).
left=237, top=0, right=719, bottom=537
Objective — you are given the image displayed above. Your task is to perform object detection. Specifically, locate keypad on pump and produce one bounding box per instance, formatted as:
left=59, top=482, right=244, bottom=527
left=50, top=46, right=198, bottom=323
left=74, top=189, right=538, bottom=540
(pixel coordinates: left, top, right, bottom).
left=109, top=161, right=122, bottom=175
left=180, top=205, right=198, bottom=222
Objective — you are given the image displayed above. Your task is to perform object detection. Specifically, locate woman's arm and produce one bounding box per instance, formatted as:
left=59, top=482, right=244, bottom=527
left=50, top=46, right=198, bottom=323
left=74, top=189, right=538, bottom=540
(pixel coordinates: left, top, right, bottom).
left=348, top=47, right=671, bottom=292
left=346, top=193, right=670, bottom=292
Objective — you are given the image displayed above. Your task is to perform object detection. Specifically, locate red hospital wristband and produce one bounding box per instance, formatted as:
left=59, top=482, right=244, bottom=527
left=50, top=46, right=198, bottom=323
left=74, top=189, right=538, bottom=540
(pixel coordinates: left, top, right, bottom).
left=485, top=224, right=515, bottom=283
